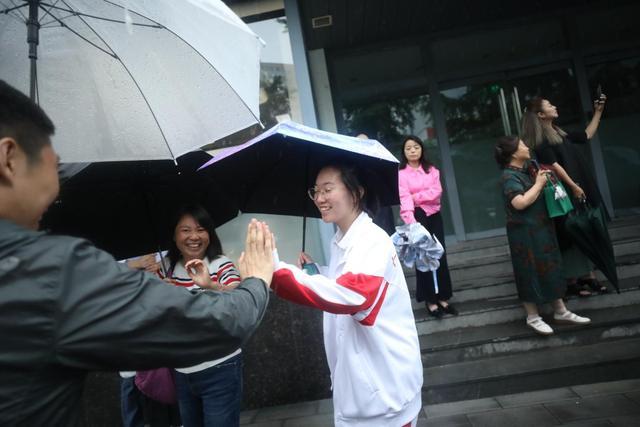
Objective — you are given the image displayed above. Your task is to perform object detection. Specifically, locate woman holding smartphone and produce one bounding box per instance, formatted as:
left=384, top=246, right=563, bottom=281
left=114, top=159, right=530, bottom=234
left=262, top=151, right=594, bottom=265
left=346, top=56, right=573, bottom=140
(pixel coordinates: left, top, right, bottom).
left=521, top=94, right=608, bottom=296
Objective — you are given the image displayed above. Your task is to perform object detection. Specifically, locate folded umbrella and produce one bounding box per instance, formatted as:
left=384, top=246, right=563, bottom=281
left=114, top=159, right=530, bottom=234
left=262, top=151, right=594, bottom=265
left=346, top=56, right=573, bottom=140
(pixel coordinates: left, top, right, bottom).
left=563, top=201, right=619, bottom=293
left=391, top=223, right=444, bottom=272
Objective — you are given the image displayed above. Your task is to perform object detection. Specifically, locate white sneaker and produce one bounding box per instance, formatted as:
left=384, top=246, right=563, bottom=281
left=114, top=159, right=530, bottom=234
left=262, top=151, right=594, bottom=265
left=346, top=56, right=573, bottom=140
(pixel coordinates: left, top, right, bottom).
left=526, top=316, right=554, bottom=335
left=554, top=311, right=591, bottom=325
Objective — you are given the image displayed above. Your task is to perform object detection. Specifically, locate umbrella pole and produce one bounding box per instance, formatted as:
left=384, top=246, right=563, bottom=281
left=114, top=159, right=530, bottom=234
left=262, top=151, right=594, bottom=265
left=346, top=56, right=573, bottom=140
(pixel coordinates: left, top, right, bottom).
left=27, top=0, right=40, bottom=102
left=302, top=145, right=310, bottom=252
left=140, top=163, right=168, bottom=277
left=302, top=215, right=307, bottom=252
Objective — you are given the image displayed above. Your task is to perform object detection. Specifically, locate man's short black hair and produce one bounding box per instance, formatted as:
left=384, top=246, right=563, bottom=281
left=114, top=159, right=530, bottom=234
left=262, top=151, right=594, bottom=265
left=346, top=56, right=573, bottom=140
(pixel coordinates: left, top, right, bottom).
left=0, top=80, right=55, bottom=162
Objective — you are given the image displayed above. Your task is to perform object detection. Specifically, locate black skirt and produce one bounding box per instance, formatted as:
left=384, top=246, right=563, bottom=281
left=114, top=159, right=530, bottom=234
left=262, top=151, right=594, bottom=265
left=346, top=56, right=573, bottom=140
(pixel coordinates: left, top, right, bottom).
left=414, top=208, right=453, bottom=303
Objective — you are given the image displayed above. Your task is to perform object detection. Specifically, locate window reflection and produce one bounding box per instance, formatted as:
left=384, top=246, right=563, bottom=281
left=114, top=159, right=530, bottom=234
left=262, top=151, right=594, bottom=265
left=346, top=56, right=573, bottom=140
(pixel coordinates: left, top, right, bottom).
left=340, top=94, right=455, bottom=236
left=587, top=57, right=640, bottom=211
left=207, top=15, right=302, bottom=150
left=250, top=16, right=302, bottom=127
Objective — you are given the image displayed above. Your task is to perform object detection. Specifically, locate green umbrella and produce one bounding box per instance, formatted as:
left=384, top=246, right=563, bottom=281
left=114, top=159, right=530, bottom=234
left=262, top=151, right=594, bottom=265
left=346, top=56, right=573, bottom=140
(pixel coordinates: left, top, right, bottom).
left=563, top=202, right=619, bottom=293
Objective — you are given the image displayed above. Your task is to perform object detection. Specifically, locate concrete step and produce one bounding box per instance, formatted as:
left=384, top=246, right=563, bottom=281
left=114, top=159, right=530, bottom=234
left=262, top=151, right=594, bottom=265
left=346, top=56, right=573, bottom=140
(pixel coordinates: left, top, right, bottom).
left=414, top=216, right=640, bottom=406
left=446, top=235, right=507, bottom=255
left=609, top=223, right=640, bottom=242
left=445, top=239, right=639, bottom=284
left=414, top=277, right=640, bottom=335
left=404, top=240, right=639, bottom=289
left=422, top=337, right=640, bottom=404
left=407, top=253, right=640, bottom=307
left=442, top=215, right=639, bottom=259
left=410, top=279, right=516, bottom=310
left=422, top=304, right=640, bottom=366
left=446, top=234, right=640, bottom=271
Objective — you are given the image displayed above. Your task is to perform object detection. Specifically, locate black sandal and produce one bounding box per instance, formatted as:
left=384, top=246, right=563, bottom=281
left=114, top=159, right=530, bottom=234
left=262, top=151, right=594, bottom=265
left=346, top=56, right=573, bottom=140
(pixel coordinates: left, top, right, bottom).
left=566, top=282, right=592, bottom=298
left=438, top=302, right=458, bottom=316
left=427, top=304, right=444, bottom=319
left=579, top=277, right=608, bottom=294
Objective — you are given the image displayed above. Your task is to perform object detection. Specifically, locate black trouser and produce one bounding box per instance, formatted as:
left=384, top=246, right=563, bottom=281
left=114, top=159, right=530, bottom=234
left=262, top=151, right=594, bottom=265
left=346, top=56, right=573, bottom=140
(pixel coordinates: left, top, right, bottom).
left=414, top=209, right=453, bottom=304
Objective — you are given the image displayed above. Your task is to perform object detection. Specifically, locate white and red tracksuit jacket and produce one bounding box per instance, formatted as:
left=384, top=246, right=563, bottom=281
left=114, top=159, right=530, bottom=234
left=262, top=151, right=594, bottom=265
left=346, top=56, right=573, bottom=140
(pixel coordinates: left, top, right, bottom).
left=272, top=212, right=423, bottom=427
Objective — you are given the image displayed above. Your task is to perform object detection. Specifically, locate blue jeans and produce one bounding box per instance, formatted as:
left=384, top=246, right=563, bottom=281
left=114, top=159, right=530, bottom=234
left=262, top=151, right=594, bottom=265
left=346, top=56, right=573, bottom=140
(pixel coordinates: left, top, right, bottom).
left=120, top=377, right=145, bottom=427
left=174, top=353, right=242, bottom=427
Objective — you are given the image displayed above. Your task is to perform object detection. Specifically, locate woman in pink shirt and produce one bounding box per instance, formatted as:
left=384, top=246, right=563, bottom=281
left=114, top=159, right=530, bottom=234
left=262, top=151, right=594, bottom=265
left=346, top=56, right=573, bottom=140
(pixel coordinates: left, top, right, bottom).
left=398, top=136, right=456, bottom=318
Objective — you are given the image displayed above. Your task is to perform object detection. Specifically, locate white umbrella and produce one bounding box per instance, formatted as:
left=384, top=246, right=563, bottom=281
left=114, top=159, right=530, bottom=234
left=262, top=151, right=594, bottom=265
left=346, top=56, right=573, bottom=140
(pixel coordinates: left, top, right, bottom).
left=0, top=0, right=262, bottom=162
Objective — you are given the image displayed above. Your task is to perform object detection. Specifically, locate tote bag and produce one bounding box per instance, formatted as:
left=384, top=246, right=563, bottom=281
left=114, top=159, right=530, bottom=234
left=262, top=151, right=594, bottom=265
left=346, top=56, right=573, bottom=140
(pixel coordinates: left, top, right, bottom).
left=543, top=174, right=574, bottom=218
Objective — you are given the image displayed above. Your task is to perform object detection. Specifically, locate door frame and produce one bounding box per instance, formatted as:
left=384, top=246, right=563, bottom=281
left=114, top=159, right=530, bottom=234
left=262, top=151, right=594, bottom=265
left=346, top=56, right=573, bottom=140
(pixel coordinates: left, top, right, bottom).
left=430, top=58, right=616, bottom=240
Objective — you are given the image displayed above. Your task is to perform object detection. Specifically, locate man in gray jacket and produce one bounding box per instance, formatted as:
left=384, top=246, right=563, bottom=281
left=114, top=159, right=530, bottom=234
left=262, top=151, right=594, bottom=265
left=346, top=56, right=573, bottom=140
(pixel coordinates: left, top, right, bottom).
left=0, top=80, right=273, bottom=426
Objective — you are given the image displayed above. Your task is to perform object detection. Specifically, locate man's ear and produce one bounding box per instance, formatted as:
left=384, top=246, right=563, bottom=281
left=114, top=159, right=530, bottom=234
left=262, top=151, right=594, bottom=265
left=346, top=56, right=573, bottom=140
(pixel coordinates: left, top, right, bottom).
left=0, top=137, right=20, bottom=182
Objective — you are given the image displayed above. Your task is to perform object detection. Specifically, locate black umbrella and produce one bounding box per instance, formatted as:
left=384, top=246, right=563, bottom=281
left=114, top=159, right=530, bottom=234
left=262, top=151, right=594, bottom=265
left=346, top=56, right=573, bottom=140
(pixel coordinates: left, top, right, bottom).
left=199, top=121, right=400, bottom=249
left=563, top=201, right=619, bottom=293
left=41, top=151, right=239, bottom=260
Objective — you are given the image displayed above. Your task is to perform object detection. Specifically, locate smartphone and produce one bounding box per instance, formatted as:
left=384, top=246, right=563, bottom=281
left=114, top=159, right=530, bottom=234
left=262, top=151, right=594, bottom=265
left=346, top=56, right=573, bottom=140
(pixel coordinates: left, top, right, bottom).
left=302, top=262, right=320, bottom=275
left=596, top=84, right=602, bottom=99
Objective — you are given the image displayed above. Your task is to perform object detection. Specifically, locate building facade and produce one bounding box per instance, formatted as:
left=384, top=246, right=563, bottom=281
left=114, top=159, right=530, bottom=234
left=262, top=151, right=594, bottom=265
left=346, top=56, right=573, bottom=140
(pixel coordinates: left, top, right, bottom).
left=225, top=0, right=640, bottom=245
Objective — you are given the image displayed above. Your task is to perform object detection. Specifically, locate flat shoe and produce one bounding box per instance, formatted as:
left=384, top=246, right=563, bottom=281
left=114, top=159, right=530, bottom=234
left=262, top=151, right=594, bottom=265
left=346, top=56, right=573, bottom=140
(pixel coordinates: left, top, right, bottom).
left=427, top=305, right=443, bottom=319
left=579, top=278, right=608, bottom=294
left=554, top=311, right=591, bottom=325
left=438, top=302, right=458, bottom=316
left=527, top=316, right=554, bottom=335
left=566, top=283, right=592, bottom=298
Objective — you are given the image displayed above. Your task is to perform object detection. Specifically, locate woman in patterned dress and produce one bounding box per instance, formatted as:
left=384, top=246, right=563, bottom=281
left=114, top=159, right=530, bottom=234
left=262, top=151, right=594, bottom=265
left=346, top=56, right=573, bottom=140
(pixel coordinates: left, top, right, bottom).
left=495, top=136, right=591, bottom=335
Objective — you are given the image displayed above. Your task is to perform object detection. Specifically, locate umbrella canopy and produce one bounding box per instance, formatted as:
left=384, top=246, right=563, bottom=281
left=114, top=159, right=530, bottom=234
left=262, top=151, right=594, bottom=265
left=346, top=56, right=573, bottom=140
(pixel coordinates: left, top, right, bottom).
left=0, top=0, right=262, bottom=162
left=199, top=120, right=400, bottom=219
left=41, top=151, right=239, bottom=260
left=563, top=202, right=619, bottom=293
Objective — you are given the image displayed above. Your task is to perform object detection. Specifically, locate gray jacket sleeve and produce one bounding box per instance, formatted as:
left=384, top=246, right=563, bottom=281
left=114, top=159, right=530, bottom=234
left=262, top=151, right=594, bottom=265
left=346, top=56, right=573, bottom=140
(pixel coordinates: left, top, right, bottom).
left=53, top=239, right=269, bottom=371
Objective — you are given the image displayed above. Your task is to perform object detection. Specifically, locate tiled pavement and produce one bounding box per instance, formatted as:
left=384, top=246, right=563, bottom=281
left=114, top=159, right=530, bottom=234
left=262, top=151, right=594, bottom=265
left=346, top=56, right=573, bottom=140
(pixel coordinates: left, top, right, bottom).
left=240, top=379, right=640, bottom=426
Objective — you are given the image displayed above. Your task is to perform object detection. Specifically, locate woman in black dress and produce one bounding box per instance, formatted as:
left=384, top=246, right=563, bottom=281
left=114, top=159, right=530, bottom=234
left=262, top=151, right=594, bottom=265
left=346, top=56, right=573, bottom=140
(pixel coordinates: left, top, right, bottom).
left=521, top=95, right=608, bottom=296
left=398, top=136, right=456, bottom=318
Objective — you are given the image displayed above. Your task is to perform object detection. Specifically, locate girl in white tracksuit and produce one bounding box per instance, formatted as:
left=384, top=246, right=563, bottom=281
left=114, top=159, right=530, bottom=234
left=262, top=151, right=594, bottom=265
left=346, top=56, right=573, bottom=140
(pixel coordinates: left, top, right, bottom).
left=271, top=164, right=423, bottom=427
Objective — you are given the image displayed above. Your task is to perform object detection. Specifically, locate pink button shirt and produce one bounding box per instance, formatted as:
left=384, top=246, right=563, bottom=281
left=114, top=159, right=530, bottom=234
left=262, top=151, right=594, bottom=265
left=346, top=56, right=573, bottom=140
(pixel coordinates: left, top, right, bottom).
left=398, top=164, right=443, bottom=224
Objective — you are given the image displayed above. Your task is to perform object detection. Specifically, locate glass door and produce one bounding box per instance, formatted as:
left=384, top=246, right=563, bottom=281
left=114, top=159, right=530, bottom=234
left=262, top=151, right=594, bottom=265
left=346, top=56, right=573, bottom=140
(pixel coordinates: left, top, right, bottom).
left=339, top=92, right=456, bottom=237
left=440, top=67, right=582, bottom=237
left=586, top=56, right=640, bottom=213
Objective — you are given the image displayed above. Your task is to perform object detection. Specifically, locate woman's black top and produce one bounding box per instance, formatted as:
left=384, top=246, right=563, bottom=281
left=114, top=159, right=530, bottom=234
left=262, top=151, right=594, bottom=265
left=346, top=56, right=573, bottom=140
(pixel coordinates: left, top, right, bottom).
left=534, top=130, right=603, bottom=207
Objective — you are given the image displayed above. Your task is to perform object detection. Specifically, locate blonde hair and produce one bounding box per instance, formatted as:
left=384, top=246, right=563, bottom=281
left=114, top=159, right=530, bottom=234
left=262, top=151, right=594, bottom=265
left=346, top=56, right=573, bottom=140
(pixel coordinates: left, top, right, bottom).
left=520, top=97, right=567, bottom=148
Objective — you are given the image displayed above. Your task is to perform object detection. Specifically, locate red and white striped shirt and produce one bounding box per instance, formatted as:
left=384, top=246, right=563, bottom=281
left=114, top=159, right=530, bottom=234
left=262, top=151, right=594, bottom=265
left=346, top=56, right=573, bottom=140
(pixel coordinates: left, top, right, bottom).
left=158, top=255, right=242, bottom=373
left=158, top=255, right=241, bottom=290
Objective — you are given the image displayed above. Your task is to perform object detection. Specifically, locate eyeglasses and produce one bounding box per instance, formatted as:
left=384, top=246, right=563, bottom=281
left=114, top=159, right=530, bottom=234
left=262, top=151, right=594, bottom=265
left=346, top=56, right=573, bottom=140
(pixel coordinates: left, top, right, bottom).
left=307, top=186, right=334, bottom=200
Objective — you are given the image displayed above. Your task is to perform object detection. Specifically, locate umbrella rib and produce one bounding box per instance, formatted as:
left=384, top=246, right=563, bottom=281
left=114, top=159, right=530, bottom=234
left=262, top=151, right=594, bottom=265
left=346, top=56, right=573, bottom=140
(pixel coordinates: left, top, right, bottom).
left=101, top=0, right=262, bottom=126
left=39, top=2, right=162, bottom=27
left=2, top=0, right=26, bottom=20
left=53, top=0, right=176, bottom=160
left=40, top=12, right=76, bottom=28
left=39, top=0, right=69, bottom=26
left=38, top=0, right=61, bottom=22
left=1, top=9, right=26, bottom=24
left=37, top=4, right=117, bottom=58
